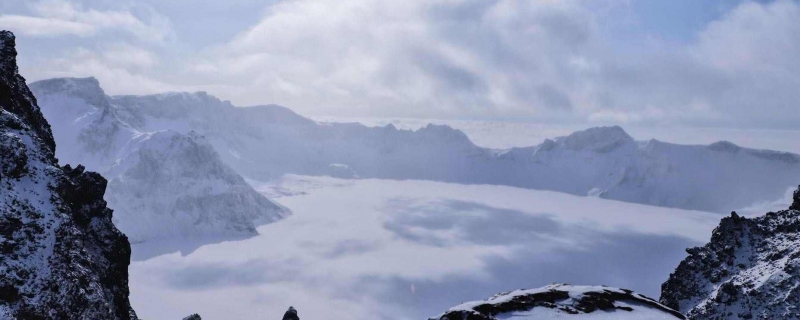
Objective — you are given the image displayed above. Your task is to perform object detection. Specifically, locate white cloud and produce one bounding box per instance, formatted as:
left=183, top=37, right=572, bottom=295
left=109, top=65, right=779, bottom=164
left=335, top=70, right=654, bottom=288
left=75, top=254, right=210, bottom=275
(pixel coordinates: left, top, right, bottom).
left=9, top=0, right=800, bottom=129
left=182, top=0, right=800, bottom=129
left=189, top=0, right=599, bottom=119
left=0, top=14, right=93, bottom=36
left=0, top=0, right=173, bottom=41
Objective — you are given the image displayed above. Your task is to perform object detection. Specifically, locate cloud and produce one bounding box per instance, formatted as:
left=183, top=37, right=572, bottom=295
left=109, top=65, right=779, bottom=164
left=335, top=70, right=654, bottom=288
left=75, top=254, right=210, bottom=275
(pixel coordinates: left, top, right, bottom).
left=188, top=0, right=598, bottom=118
left=0, top=0, right=173, bottom=41
left=181, top=0, right=800, bottom=128
left=25, top=43, right=187, bottom=96
left=0, top=15, right=93, bottom=36
left=8, top=0, right=800, bottom=129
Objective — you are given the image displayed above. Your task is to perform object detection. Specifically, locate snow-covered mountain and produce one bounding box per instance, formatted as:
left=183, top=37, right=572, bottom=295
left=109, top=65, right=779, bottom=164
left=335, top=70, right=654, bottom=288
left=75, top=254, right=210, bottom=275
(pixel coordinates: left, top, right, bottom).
left=30, top=78, right=800, bottom=213
left=0, top=31, right=136, bottom=319
left=30, top=77, right=288, bottom=242
left=32, top=78, right=800, bottom=212
left=429, top=284, right=685, bottom=320
left=660, top=185, right=800, bottom=319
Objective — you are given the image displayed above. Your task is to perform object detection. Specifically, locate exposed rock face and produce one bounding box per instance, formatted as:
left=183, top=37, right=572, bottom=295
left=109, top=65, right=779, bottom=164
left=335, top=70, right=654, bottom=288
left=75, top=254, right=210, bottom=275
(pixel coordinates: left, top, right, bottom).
left=181, top=314, right=202, bottom=320
left=660, top=186, right=800, bottom=319
left=282, top=306, right=299, bottom=320
left=429, top=284, right=685, bottom=320
left=0, top=31, right=135, bottom=319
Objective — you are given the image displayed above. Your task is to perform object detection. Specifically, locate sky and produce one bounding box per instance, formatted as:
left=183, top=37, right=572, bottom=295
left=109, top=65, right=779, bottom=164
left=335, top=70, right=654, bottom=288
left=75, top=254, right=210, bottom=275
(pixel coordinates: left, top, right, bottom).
left=1, top=0, right=799, bottom=130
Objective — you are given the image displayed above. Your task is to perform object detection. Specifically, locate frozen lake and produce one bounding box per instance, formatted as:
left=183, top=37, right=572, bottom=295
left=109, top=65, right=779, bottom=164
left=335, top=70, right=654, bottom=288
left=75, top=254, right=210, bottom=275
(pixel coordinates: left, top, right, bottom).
left=129, top=175, right=721, bottom=320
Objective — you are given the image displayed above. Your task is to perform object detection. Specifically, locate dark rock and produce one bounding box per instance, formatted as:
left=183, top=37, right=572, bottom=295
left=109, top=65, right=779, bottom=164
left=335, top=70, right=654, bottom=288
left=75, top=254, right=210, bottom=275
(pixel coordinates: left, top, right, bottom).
left=791, top=185, right=800, bottom=211
left=182, top=314, right=202, bottom=320
left=0, top=30, right=135, bottom=319
left=0, top=31, right=55, bottom=153
left=431, top=284, right=685, bottom=320
left=283, top=306, right=299, bottom=320
left=661, top=188, right=800, bottom=319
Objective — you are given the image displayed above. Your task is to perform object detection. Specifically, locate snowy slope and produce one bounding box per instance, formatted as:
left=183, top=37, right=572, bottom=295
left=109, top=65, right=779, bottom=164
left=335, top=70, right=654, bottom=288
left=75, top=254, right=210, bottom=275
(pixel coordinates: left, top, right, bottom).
left=660, top=186, right=800, bottom=319
left=429, top=284, right=685, bottom=320
left=30, top=77, right=288, bottom=242
left=0, top=31, right=136, bottom=319
left=31, top=78, right=800, bottom=213
left=104, top=130, right=288, bottom=241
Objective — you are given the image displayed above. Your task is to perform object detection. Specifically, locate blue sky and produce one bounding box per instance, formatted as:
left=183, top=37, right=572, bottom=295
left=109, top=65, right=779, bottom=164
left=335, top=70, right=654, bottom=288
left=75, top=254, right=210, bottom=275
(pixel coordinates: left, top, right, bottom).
left=1, top=0, right=798, bottom=129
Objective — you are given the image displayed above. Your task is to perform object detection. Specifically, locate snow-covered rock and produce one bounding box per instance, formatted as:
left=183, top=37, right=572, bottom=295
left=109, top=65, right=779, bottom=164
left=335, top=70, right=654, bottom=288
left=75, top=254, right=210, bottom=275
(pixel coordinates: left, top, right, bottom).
left=30, top=78, right=289, bottom=242
left=30, top=78, right=800, bottom=213
left=0, top=30, right=136, bottom=319
left=660, top=185, right=800, bottom=319
left=429, top=284, right=685, bottom=320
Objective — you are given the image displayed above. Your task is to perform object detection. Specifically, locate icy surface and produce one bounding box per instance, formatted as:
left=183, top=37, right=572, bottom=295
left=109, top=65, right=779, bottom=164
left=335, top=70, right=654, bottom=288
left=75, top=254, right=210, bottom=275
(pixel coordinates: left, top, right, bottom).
left=30, top=78, right=289, bottom=242
left=128, top=175, right=719, bottom=319
left=30, top=78, right=800, bottom=213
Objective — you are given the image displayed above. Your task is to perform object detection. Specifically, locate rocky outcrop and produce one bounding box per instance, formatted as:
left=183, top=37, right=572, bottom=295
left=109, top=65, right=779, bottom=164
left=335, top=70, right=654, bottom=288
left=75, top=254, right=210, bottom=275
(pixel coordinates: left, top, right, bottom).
left=660, top=185, right=800, bottom=319
left=429, top=284, right=685, bottom=320
left=0, top=30, right=136, bottom=319
left=282, top=306, right=299, bottom=320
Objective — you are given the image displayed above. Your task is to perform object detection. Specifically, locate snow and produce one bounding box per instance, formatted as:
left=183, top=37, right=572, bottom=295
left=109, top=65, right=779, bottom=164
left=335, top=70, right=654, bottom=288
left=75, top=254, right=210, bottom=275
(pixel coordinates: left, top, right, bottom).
left=315, top=116, right=800, bottom=154
left=439, top=284, right=681, bottom=319
left=128, top=175, right=719, bottom=320
left=30, top=78, right=800, bottom=214
left=30, top=78, right=289, bottom=242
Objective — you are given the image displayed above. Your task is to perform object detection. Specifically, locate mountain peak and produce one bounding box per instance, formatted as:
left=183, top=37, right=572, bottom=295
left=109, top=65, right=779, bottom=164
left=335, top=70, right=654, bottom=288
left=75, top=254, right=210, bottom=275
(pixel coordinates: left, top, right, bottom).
left=29, top=77, right=109, bottom=108
left=0, top=30, right=56, bottom=153
left=558, top=125, right=633, bottom=152
left=707, top=140, right=741, bottom=152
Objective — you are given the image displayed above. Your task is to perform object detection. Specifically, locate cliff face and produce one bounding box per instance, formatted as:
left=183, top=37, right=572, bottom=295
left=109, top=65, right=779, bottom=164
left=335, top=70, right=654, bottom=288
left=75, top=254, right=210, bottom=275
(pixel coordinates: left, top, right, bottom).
left=0, top=30, right=135, bottom=319
left=661, top=185, right=800, bottom=319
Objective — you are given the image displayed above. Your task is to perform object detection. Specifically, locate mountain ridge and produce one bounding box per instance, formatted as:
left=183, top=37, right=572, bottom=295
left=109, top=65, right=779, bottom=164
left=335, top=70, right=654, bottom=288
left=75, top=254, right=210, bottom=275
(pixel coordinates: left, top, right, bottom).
left=30, top=77, right=800, bottom=213
left=29, top=76, right=289, bottom=243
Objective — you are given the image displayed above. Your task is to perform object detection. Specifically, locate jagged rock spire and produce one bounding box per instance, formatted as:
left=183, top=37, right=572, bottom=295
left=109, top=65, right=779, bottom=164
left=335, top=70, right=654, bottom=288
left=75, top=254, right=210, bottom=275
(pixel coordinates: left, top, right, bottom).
left=282, top=306, right=299, bottom=320
left=0, top=30, right=55, bottom=152
left=791, top=185, right=800, bottom=211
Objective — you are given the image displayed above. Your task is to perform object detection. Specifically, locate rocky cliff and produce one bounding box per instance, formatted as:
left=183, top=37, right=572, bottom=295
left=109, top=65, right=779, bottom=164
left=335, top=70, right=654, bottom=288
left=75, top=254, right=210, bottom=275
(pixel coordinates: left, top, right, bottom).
left=0, top=30, right=136, bottom=319
left=660, top=185, right=800, bottom=319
